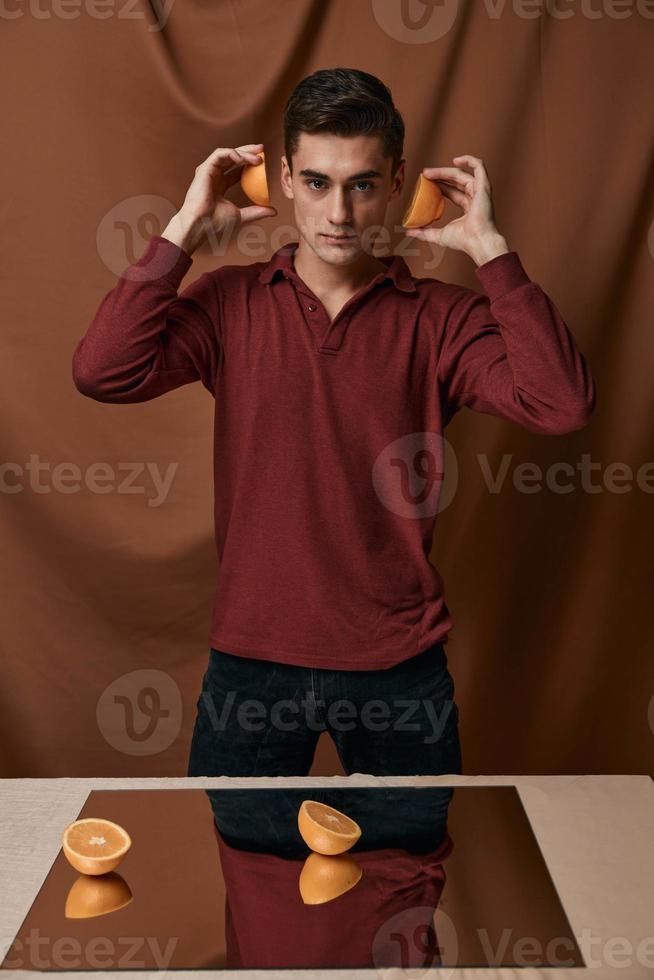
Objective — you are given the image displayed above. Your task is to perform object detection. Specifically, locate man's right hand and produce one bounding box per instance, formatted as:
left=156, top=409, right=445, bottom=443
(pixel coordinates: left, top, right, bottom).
left=161, top=143, right=277, bottom=254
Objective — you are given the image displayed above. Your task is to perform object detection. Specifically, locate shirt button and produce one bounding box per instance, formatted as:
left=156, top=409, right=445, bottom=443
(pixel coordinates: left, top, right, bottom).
left=307, top=303, right=317, bottom=312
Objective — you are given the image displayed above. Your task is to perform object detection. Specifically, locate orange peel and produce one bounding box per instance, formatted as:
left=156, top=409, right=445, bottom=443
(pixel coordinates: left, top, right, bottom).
left=65, top=872, right=133, bottom=918
left=240, top=149, right=270, bottom=206
left=298, top=851, right=363, bottom=904
left=402, top=172, right=445, bottom=228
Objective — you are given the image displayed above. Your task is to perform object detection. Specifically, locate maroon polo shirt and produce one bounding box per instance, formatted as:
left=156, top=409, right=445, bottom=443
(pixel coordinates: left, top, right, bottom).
left=72, top=235, right=595, bottom=669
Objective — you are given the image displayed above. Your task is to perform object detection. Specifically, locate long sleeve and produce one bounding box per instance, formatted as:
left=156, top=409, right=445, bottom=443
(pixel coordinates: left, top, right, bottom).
left=72, top=235, right=221, bottom=402
left=437, top=250, right=596, bottom=434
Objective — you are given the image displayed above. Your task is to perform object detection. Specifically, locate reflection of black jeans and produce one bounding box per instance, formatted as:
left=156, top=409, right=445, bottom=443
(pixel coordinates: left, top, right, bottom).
left=206, top=786, right=455, bottom=857
left=187, top=641, right=462, bottom=777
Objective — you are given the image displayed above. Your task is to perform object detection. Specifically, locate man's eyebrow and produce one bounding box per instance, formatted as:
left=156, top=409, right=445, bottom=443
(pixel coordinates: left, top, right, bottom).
left=299, top=168, right=383, bottom=181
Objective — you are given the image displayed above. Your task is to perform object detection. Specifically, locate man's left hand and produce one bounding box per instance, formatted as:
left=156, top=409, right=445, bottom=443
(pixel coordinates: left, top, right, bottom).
left=404, top=154, right=509, bottom=266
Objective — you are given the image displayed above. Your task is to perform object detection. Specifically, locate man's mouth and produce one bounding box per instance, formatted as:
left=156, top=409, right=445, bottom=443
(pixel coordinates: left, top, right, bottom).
left=321, top=233, right=356, bottom=242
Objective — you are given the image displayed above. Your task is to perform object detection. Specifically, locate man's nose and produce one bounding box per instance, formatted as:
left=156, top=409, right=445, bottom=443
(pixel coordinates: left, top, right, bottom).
left=327, top=189, right=352, bottom=225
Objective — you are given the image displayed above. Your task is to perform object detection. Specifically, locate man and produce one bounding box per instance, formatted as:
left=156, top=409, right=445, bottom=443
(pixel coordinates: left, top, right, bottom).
left=72, top=68, right=595, bottom=779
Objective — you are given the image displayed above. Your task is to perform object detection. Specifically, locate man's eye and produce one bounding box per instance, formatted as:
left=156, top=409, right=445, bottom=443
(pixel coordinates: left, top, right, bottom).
left=306, top=180, right=373, bottom=191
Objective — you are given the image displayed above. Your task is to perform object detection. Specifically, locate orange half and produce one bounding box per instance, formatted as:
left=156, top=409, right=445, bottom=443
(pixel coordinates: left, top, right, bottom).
left=402, top=173, right=445, bottom=228
left=299, top=851, right=363, bottom=905
left=62, top=818, right=132, bottom=876
left=240, top=149, right=270, bottom=206
left=298, top=799, right=362, bottom=855
left=65, top=872, right=133, bottom=919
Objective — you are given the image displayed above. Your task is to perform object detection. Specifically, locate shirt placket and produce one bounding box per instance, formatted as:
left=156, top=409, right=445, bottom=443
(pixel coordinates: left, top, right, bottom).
left=282, top=271, right=386, bottom=356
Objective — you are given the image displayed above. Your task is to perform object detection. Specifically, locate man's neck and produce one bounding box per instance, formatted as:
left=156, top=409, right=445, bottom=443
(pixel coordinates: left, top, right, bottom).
left=292, top=238, right=387, bottom=297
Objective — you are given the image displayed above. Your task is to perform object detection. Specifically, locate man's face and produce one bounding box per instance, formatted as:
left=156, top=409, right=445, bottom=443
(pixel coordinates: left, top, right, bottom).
left=280, top=132, right=404, bottom=265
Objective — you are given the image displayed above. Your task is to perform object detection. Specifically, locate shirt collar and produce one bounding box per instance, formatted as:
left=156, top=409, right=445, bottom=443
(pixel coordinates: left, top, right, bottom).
left=256, top=241, right=417, bottom=294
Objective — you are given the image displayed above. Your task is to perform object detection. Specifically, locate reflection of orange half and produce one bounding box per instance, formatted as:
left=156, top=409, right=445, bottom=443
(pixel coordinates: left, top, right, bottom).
left=402, top=173, right=445, bottom=228
left=62, top=818, right=131, bottom=875
left=298, top=800, right=362, bottom=855
left=299, top=851, right=363, bottom=905
left=65, top=872, right=133, bottom=919
left=240, top=150, right=270, bottom=206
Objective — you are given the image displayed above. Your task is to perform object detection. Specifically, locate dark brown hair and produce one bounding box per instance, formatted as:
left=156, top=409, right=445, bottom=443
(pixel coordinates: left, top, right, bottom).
left=283, top=68, right=405, bottom=178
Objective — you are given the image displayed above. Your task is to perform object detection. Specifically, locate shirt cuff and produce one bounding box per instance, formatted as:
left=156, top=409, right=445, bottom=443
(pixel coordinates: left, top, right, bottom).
left=474, top=250, right=531, bottom=303
left=128, top=235, right=194, bottom=285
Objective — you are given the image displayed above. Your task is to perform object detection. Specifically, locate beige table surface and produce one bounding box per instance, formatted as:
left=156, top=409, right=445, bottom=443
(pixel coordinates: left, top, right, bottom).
left=0, top=774, right=652, bottom=979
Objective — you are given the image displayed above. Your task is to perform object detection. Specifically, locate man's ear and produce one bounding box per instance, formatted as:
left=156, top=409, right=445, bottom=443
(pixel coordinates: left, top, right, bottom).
left=390, top=158, right=405, bottom=199
left=280, top=155, right=294, bottom=200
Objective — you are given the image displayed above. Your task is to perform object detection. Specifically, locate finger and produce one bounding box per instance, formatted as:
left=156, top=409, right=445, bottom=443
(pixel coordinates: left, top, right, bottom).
left=452, top=155, right=490, bottom=184
left=199, top=148, right=239, bottom=168
left=422, top=167, right=474, bottom=189
left=200, top=147, right=263, bottom=174
left=435, top=177, right=470, bottom=193
left=239, top=204, right=277, bottom=224
left=207, top=143, right=264, bottom=161
left=231, top=148, right=265, bottom=168
left=232, top=144, right=266, bottom=167
left=222, top=166, right=246, bottom=189
left=223, top=147, right=266, bottom=184
left=452, top=154, right=482, bottom=167
left=404, top=226, right=445, bottom=245
left=423, top=167, right=475, bottom=193
left=437, top=182, right=467, bottom=209
left=213, top=150, right=260, bottom=176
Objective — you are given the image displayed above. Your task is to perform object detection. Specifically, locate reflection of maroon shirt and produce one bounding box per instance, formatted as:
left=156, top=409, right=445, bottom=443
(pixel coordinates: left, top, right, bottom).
left=213, top=821, right=454, bottom=969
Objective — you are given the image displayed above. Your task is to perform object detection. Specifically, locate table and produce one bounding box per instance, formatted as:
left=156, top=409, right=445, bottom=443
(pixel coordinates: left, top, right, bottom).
left=0, top=774, right=652, bottom=978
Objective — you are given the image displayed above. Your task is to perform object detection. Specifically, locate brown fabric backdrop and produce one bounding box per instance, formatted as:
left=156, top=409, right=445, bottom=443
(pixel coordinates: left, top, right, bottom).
left=1, top=1, right=652, bottom=777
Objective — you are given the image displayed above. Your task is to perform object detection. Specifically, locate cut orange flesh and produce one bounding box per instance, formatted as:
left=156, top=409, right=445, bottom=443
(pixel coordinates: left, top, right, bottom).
left=62, top=818, right=132, bottom=876
left=298, top=799, right=362, bottom=855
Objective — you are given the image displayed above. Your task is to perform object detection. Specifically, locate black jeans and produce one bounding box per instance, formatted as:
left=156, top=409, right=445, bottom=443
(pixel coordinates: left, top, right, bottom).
left=187, top=640, right=462, bottom=777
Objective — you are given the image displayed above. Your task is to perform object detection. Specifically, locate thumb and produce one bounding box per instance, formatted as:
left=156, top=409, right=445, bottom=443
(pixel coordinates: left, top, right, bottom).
left=240, top=205, right=277, bottom=224
left=405, top=226, right=444, bottom=245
